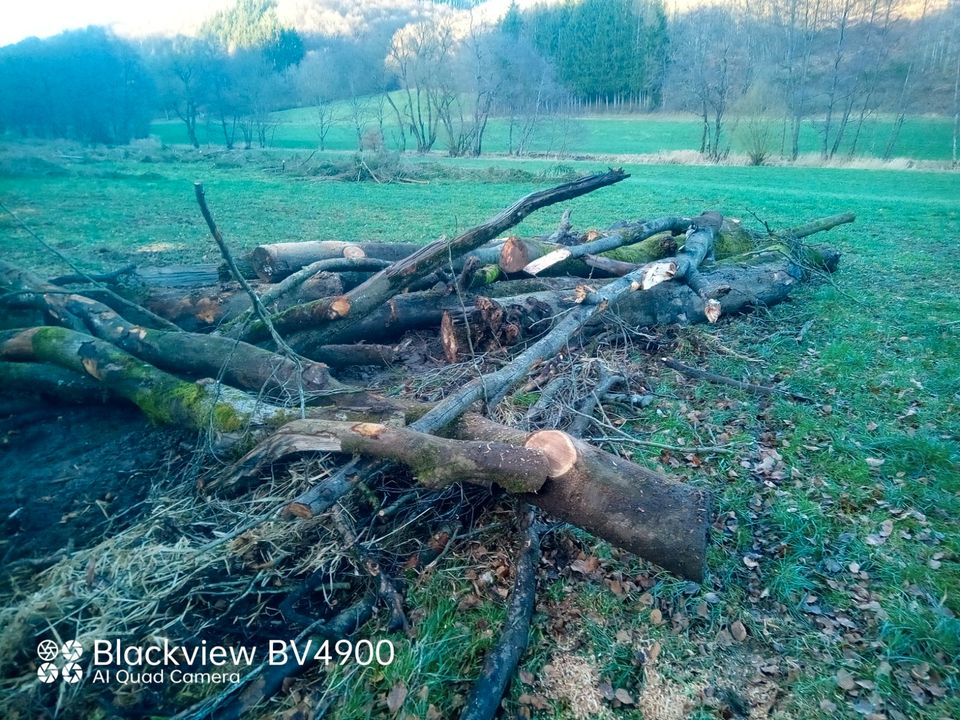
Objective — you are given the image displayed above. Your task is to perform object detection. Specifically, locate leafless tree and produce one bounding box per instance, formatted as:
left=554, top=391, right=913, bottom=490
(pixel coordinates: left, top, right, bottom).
left=294, top=51, right=340, bottom=151
left=668, top=7, right=752, bottom=161
left=386, top=17, right=456, bottom=153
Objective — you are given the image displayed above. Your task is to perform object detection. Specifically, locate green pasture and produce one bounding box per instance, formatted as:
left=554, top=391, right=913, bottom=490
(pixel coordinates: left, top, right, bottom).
left=150, top=106, right=956, bottom=161
left=0, top=143, right=958, bottom=718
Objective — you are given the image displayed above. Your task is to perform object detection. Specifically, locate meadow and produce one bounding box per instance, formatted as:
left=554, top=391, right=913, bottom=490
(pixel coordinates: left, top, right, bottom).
left=0, top=136, right=958, bottom=718
left=149, top=108, right=958, bottom=162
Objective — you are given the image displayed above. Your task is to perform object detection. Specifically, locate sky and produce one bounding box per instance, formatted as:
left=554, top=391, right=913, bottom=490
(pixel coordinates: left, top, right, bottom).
left=0, top=0, right=233, bottom=47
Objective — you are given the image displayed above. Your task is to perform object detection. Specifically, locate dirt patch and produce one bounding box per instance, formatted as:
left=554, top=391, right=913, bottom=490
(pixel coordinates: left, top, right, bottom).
left=0, top=402, right=183, bottom=583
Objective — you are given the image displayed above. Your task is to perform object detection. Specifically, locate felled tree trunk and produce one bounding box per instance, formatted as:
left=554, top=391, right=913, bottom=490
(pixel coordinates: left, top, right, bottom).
left=0, top=327, right=283, bottom=432
left=454, top=416, right=710, bottom=581
left=0, top=260, right=340, bottom=397
left=220, top=418, right=552, bottom=493
left=252, top=241, right=422, bottom=282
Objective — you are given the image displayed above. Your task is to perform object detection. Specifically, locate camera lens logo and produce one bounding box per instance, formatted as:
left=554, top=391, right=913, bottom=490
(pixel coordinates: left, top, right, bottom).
left=37, top=663, right=59, bottom=683
left=37, top=640, right=59, bottom=662
left=36, top=640, right=84, bottom=684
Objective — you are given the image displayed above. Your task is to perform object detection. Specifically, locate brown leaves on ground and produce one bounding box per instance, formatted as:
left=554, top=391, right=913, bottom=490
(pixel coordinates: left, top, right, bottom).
left=385, top=683, right=407, bottom=714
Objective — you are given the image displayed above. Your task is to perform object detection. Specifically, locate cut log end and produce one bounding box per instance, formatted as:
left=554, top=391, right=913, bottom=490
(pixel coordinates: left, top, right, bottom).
left=640, top=261, right=677, bottom=290
left=329, top=297, right=352, bottom=319
left=440, top=311, right=462, bottom=364
left=524, top=248, right=571, bottom=276
left=524, top=430, right=578, bottom=478
left=342, top=245, right=366, bottom=260
left=499, top=236, right=530, bottom=274
left=704, top=299, right=722, bottom=323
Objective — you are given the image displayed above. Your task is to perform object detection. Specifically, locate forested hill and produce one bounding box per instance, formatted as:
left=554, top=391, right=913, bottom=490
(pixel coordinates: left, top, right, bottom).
left=1, top=0, right=958, bottom=164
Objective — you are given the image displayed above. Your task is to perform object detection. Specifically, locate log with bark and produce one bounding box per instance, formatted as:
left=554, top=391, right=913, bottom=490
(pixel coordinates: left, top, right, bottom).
left=252, top=241, right=421, bottom=282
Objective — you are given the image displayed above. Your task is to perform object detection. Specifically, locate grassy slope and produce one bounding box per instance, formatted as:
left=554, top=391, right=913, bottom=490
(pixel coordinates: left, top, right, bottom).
left=150, top=108, right=956, bottom=161
left=0, top=145, right=958, bottom=718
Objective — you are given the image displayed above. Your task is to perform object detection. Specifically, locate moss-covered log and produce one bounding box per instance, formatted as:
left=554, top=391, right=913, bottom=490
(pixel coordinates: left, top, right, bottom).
left=0, top=327, right=284, bottom=432
left=0, top=260, right=341, bottom=397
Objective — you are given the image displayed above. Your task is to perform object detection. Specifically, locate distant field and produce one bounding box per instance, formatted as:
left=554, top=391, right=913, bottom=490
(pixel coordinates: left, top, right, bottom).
left=3, top=146, right=958, bottom=270
left=1, top=142, right=958, bottom=718
left=150, top=108, right=956, bottom=162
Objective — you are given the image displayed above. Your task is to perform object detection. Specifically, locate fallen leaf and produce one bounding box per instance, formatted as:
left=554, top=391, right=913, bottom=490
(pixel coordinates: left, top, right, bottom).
left=571, top=555, right=600, bottom=574
left=743, top=555, right=760, bottom=569
left=836, top=668, right=856, bottom=691
left=614, top=688, right=634, bottom=705
left=649, top=608, right=664, bottom=625
left=879, top=520, right=894, bottom=537
left=865, top=457, right=885, bottom=468
left=386, top=683, right=407, bottom=713
left=730, top=620, right=747, bottom=642
left=647, top=641, right=661, bottom=663
left=517, top=693, right=549, bottom=710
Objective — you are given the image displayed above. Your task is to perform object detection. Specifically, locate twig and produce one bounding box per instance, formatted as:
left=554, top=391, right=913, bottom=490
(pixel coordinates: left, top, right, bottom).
left=171, top=593, right=376, bottom=720
left=194, top=182, right=307, bottom=415
left=460, top=508, right=541, bottom=720
left=567, top=367, right=624, bottom=437
left=745, top=208, right=774, bottom=236
left=524, top=374, right=569, bottom=424
left=661, top=357, right=811, bottom=403
left=595, top=433, right=740, bottom=454
left=0, top=202, right=181, bottom=332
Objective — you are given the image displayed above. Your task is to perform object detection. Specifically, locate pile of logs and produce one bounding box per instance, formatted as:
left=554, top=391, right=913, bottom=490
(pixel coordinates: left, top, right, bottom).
left=0, top=170, right=852, bottom=719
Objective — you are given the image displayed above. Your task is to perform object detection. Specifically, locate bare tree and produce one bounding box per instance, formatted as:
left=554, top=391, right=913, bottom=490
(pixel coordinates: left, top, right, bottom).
left=668, top=7, right=752, bottom=161
left=294, top=51, right=340, bottom=151
left=152, top=37, right=216, bottom=149
left=773, top=0, right=824, bottom=160
left=386, top=18, right=456, bottom=153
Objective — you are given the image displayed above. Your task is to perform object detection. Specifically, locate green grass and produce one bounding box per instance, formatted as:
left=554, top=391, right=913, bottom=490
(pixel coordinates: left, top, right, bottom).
left=150, top=105, right=957, bottom=162
left=0, top=139, right=958, bottom=718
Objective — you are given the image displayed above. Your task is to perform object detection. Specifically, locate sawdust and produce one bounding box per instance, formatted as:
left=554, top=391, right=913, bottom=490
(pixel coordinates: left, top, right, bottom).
left=542, top=653, right=612, bottom=720
left=637, top=664, right=700, bottom=720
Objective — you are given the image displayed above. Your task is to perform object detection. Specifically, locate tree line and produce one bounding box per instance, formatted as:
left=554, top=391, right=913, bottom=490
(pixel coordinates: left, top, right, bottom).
left=0, top=0, right=958, bottom=163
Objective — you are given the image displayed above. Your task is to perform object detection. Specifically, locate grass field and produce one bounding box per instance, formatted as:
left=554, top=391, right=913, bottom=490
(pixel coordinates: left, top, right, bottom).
left=1, top=140, right=958, bottom=718
left=149, top=107, right=957, bottom=162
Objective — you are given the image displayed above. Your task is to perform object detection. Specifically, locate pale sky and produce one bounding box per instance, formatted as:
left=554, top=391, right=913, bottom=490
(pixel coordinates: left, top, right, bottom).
left=0, top=0, right=233, bottom=47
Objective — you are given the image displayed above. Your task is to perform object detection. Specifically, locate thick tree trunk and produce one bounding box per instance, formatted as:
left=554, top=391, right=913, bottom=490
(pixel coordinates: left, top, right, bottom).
left=452, top=417, right=710, bottom=581
left=252, top=242, right=421, bottom=282
left=220, top=418, right=552, bottom=493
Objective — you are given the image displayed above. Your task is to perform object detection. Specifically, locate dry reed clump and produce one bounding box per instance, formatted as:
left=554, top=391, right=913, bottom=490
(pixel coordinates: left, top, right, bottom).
left=0, top=459, right=355, bottom=712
